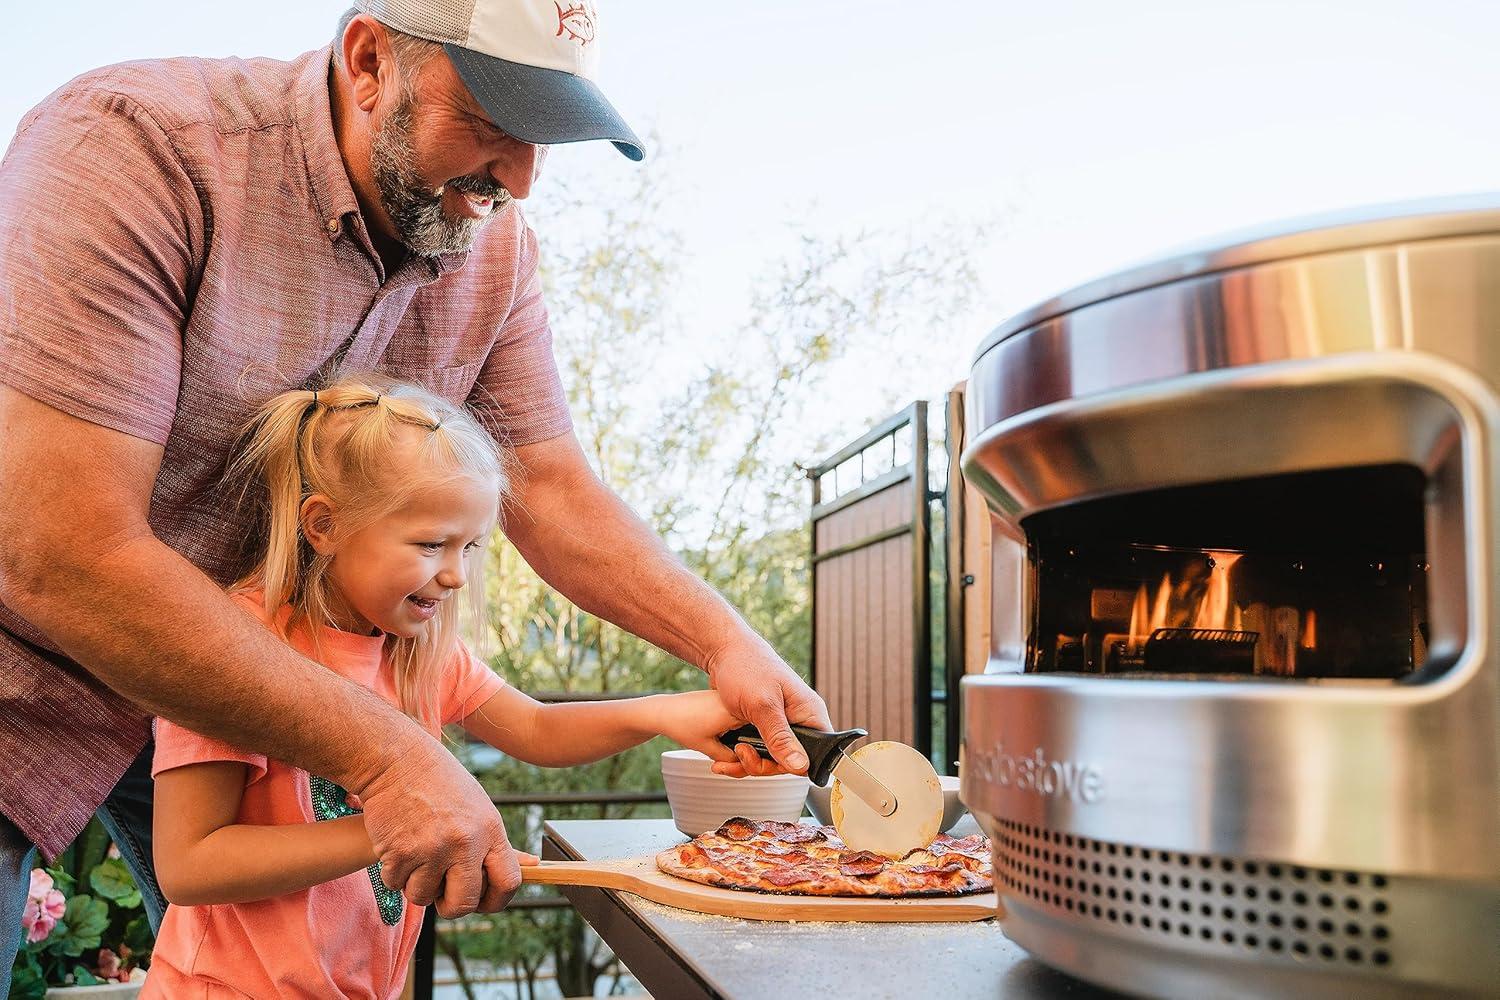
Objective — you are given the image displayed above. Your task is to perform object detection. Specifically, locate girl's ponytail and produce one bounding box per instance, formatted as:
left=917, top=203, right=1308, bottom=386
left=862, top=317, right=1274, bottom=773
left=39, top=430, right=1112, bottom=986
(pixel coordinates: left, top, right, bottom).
left=225, top=390, right=325, bottom=617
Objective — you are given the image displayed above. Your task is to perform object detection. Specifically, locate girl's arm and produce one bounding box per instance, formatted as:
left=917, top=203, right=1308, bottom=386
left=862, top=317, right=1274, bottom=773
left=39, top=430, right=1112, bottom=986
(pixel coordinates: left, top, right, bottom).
left=153, top=761, right=376, bottom=906
left=461, top=686, right=744, bottom=768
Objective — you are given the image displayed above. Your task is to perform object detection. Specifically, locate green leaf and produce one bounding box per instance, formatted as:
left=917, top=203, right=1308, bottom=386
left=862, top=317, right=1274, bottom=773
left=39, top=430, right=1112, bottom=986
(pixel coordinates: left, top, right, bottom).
left=124, top=914, right=154, bottom=952
left=50, top=895, right=109, bottom=956
left=71, top=965, right=104, bottom=986
left=90, top=857, right=140, bottom=903
left=8, top=958, right=46, bottom=1000
left=75, top=818, right=112, bottom=883
left=44, top=864, right=75, bottom=894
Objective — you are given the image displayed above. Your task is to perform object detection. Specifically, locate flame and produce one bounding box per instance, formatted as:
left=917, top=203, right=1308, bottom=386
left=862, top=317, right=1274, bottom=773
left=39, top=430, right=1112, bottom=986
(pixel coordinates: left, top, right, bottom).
left=1123, top=554, right=1248, bottom=653
left=1127, top=582, right=1150, bottom=648
left=1106, top=552, right=1319, bottom=673
left=1126, top=573, right=1174, bottom=650
left=1192, top=554, right=1242, bottom=630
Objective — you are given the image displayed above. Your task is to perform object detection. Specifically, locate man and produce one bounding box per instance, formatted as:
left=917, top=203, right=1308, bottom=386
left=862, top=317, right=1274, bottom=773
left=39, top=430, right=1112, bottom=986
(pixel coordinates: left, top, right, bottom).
left=0, top=0, right=830, bottom=987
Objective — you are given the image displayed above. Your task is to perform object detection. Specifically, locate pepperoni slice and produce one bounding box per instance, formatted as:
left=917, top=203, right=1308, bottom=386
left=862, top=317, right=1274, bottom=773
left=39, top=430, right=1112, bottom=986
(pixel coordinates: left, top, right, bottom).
left=765, top=866, right=816, bottom=888
left=769, top=824, right=827, bottom=845
left=837, top=850, right=889, bottom=877
left=677, top=844, right=713, bottom=868
left=716, top=817, right=760, bottom=841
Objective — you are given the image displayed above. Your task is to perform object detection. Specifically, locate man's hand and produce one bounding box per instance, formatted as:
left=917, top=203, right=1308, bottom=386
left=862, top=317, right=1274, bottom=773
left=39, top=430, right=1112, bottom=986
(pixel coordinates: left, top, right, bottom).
left=355, top=739, right=519, bottom=918
left=704, top=634, right=832, bottom=777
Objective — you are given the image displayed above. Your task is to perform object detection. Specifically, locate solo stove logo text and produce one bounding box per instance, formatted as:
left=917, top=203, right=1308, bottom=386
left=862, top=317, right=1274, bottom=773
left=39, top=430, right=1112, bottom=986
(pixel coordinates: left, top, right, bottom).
left=971, top=743, right=1104, bottom=804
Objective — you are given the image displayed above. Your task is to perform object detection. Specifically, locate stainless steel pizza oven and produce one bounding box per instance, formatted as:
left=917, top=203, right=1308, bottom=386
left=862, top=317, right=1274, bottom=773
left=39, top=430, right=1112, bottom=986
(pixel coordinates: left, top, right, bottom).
left=959, top=197, right=1500, bottom=999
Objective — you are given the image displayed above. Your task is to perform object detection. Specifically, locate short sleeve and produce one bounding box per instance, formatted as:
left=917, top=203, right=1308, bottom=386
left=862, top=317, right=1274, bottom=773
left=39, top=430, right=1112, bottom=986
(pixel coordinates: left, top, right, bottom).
left=470, top=220, right=572, bottom=448
left=0, top=84, right=199, bottom=445
left=440, top=642, right=507, bottom=726
left=152, top=718, right=268, bottom=786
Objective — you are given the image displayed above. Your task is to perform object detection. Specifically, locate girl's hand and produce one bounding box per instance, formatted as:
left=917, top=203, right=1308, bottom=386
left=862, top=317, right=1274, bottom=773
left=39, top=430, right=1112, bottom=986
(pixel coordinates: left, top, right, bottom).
left=654, top=689, right=770, bottom=776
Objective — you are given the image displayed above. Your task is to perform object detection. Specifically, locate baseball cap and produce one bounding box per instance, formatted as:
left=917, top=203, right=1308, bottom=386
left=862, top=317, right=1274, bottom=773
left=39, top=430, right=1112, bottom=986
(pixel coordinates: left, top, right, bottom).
left=352, top=0, right=644, bottom=161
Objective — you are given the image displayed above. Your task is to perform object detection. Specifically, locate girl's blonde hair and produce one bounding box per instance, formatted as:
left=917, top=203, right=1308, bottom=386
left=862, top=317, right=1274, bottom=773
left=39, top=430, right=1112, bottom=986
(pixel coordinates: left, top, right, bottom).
left=226, top=373, right=508, bottom=727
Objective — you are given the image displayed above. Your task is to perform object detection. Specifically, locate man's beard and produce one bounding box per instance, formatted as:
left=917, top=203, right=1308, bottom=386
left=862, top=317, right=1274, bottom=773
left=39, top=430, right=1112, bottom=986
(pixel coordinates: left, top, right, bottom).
left=369, top=95, right=511, bottom=258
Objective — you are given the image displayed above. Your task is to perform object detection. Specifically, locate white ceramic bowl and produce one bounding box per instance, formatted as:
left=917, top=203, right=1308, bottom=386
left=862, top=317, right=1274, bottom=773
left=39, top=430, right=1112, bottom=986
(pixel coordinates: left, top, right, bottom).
left=804, top=773, right=967, bottom=833
left=805, top=780, right=834, bottom=825
left=938, top=774, right=967, bottom=832
left=661, top=749, right=811, bottom=837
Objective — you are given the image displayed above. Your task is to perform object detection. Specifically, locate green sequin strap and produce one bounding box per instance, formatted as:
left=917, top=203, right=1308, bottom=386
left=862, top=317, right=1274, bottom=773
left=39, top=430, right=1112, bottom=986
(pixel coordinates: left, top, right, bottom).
left=309, top=775, right=405, bottom=926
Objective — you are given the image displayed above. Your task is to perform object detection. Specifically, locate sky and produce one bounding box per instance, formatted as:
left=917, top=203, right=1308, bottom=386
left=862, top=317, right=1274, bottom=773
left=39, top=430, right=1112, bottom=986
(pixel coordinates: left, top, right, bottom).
left=5, top=1, right=1497, bottom=452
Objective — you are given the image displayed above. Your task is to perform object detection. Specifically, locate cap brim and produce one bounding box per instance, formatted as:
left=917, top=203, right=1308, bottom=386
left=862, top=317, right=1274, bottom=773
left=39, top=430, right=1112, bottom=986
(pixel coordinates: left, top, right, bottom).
left=444, top=43, right=644, bottom=162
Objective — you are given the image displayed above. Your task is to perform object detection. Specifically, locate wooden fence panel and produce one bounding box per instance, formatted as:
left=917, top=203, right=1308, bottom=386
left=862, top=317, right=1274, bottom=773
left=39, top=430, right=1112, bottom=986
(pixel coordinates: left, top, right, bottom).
left=808, top=404, right=928, bottom=752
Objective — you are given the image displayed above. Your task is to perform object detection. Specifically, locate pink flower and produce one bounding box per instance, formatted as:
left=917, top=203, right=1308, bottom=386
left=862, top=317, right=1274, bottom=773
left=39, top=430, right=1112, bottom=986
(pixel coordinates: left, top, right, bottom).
left=96, top=948, right=122, bottom=980
left=22, top=902, right=55, bottom=944
left=26, top=869, right=52, bottom=898
left=20, top=870, right=65, bottom=944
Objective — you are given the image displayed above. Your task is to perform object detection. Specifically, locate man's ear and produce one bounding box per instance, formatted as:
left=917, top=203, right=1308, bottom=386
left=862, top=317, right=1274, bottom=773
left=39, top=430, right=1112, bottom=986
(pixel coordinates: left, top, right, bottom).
left=300, top=495, right=339, bottom=556
left=341, top=14, right=401, bottom=115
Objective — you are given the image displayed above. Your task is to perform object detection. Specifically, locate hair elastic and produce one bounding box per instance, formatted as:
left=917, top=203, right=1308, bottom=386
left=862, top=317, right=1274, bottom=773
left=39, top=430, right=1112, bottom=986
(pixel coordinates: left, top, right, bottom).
left=310, top=389, right=319, bottom=406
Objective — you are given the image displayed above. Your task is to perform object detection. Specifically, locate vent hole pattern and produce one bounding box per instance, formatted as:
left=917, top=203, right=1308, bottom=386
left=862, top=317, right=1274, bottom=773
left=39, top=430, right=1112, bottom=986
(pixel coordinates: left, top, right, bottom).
left=993, top=819, right=1395, bottom=969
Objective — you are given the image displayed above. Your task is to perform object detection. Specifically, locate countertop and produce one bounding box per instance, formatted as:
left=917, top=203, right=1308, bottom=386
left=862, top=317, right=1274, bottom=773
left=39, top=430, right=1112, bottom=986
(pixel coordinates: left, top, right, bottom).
left=542, top=817, right=1127, bottom=1000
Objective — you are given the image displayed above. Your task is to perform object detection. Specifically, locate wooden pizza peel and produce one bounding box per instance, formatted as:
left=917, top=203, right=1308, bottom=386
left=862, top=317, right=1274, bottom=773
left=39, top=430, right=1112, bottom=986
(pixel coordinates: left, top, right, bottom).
left=519, top=855, right=997, bottom=922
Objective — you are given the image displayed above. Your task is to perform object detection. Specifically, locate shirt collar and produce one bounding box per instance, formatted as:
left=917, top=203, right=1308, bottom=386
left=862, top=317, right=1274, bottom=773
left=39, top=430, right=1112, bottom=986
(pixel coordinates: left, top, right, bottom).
left=294, top=46, right=362, bottom=243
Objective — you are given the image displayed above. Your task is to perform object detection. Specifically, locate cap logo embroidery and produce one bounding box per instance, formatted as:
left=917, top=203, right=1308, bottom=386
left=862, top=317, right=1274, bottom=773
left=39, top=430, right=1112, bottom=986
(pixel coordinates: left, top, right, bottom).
left=554, top=1, right=597, bottom=45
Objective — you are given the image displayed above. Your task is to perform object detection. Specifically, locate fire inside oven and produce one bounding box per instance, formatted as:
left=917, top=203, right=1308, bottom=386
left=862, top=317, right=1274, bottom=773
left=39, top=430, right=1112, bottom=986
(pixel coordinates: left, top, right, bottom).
left=1022, top=464, right=1429, bottom=679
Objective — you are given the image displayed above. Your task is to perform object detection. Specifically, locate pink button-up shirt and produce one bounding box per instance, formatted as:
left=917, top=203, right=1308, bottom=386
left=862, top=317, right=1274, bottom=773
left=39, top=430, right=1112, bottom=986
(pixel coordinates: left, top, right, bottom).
left=0, top=47, right=571, bottom=858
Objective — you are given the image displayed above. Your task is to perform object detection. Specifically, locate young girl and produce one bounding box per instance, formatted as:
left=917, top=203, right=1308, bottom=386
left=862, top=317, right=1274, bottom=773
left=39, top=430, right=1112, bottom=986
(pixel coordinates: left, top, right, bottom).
left=142, top=375, right=746, bottom=998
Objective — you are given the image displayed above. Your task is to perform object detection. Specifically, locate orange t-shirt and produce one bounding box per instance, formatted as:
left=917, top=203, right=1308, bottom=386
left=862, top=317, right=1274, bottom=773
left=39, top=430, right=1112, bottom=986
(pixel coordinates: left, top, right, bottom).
left=142, top=592, right=505, bottom=999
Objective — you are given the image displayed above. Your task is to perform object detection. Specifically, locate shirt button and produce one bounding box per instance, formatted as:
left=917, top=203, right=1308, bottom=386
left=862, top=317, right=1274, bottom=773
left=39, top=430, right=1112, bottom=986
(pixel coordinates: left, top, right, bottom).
left=326, top=218, right=340, bottom=234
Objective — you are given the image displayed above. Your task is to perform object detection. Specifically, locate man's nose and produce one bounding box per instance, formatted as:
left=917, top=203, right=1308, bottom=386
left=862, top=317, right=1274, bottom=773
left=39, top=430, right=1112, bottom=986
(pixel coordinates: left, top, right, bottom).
left=489, top=139, right=546, bottom=200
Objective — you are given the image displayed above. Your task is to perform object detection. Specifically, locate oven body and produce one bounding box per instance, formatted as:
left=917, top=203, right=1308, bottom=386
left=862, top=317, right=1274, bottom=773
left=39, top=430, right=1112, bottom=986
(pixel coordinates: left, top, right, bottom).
left=960, top=197, right=1500, bottom=998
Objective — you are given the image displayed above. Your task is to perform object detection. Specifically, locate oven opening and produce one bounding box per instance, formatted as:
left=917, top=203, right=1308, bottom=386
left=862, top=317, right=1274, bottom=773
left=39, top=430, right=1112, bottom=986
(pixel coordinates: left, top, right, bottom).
left=1022, top=464, right=1429, bottom=680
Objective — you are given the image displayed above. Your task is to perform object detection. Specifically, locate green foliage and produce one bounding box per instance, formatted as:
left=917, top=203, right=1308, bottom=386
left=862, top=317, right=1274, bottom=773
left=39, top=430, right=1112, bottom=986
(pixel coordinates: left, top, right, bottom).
left=9, top=817, right=153, bottom=992
left=90, top=858, right=142, bottom=911
left=55, top=896, right=109, bottom=956
left=8, top=958, right=45, bottom=1000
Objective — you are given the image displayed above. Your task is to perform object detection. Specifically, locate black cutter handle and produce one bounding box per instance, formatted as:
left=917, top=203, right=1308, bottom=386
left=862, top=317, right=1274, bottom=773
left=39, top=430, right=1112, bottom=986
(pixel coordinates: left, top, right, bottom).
left=717, top=723, right=868, bottom=786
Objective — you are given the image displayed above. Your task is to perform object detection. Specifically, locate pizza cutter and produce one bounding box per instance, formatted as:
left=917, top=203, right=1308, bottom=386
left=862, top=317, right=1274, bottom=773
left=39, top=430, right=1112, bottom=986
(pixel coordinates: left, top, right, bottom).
left=718, top=724, right=943, bottom=858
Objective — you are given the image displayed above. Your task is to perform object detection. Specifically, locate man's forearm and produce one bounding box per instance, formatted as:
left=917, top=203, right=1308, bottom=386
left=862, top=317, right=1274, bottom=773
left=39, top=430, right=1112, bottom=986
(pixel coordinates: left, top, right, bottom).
left=2, top=530, right=426, bottom=794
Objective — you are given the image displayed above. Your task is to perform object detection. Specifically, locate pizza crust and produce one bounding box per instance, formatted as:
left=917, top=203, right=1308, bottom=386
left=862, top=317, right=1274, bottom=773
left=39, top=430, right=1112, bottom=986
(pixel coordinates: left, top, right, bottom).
left=656, top=817, right=992, bottom=898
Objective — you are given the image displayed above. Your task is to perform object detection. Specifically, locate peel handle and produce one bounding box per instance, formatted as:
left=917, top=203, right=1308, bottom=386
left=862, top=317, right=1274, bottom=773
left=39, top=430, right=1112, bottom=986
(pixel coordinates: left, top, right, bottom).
left=717, top=723, right=867, bottom=785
